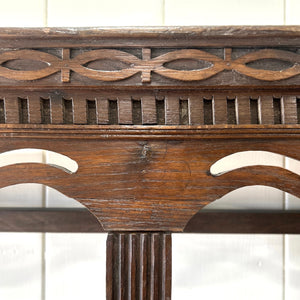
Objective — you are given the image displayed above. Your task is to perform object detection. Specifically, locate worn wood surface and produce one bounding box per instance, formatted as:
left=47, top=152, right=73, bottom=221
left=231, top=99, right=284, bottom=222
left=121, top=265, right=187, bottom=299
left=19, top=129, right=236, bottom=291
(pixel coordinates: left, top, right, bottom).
left=0, top=27, right=299, bottom=48
left=0, top=27, right=299, bottom=87
left=0, top=124, right=298, bottom=232
left=184, top=211, right=300, bottom=233
left=0, top=47, right=300, bottom=87
left=0, top=27, right=299, bottom=300
left=0, top=90, right=299, bottom=125
left=0, top=26, right=300, bottom=232
left=2, top=209, right=300, bottom=234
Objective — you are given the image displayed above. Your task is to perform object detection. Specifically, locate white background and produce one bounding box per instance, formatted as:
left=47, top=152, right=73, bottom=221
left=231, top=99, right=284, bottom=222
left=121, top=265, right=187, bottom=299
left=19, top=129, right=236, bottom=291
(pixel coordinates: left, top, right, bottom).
left=0, top=0, right=299, bottom=299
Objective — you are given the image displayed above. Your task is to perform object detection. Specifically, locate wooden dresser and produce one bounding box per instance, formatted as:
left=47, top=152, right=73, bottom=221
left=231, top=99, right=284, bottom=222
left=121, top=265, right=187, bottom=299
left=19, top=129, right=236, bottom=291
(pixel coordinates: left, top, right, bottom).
left=0, top=27, right=299, bottom=299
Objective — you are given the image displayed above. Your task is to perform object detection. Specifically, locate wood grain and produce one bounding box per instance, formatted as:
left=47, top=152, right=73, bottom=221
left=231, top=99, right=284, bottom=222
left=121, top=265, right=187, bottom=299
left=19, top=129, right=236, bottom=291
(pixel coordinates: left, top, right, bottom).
left=0, top=28, right=299, bottom=87
left=184, top=211, right=300, bottom=233
left=142, top=96, right=157, bottom=125
left=2, top=90, right=294, bottom=126
left=1, top=209, right=300, bottom=234
left=165, top=96, right=179, bottom=125
left=0, top=125, right=298, bottom=232
left=0, top=48, right=300, bottom=85
left=118, top=97, right=133, bottom=125
left=0, top=26, right=300, bottom=48
left=97, top=97, right=110, bottom=124
left=28, top=95, right=42, bottom=124
left=188, top=96, right=203, bottom=125
left=0, top=208, right=103, bottom=232
left=4, top=96, right=19, bottom=124
left=73, top=96, right=87, bottom=124
left=0, top=27, right=300, bottom=299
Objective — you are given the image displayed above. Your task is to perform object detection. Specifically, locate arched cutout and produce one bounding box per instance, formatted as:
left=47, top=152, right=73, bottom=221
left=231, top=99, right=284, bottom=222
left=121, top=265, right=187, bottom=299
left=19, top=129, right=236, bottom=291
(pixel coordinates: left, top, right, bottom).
left=210, top=151, right=300, bottom=176
left=184, top=186, right=300, bottom=233
left=202, top=185, right=299, bottom=211
left=0, top=183, right=83, bottom=208
left=0, top=183, right=104, bottom=232
left=0, top=149, right=78, bottom=174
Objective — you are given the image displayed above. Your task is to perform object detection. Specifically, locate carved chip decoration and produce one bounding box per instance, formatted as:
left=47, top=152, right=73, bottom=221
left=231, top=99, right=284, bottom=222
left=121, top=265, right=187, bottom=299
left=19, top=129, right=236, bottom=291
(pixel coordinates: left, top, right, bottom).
left=0, top=48, right=299, bottom=83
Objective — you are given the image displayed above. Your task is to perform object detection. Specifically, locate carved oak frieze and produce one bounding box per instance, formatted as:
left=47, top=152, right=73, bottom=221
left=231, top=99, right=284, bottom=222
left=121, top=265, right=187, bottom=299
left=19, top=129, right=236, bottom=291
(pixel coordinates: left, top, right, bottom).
left=0, top=47, right=300, bottom=85
left=0, top=27, right=300, bottom=300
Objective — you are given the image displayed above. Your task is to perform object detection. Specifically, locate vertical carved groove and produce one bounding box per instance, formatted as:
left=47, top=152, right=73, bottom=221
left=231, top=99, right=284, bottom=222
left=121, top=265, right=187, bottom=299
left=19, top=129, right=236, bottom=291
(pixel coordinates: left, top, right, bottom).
left=18, top=97, right=29, bottom=124
left=138, top=233, right=146, bottom=299
left=250, top=98, right=260, bottom=124
left=1, top=92, right=299, bottom=126
left=63, top=98, right=73, bottom=124
left=297, top=98, right=300, bottom=124
left=106, top=234, right=114, bottom=300
left=227, top=98, right=237, bottom=124
left=107, top=232, right=171, bottom=300
left=118, top=234, right=125, bottom=300
left=86, top=100, right=97, bottom=124
left=179, top=99, right=189, bottom=125
left=203, top=98, right=213, bottom=125
left=126, top=234, right=134, bottom=299
left=132, top=99, right=142, bottom=125
left=161, top=234, right=171, bottom=299
left=40, top=98, right=51, bottom=124
left=273, top=97, right=282, bottom=124
left=109, top=100, right=118, bottom=124
left=0, top=99, right=5, bottom=123
left=156, top=98, right=165, bottom=125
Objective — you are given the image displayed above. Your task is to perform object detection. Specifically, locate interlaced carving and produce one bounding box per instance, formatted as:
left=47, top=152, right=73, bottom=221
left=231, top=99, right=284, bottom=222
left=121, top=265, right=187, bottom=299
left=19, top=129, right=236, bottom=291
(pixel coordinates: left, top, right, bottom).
left=0, top=48, right=300, bottom=83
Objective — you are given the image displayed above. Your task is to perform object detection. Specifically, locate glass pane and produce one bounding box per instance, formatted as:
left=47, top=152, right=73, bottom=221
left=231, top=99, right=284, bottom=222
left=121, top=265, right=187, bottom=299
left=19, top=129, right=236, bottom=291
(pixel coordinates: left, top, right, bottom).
left=173, top=234, right=283, bottom=300
left=173, top=188, right=300, bottom=299
left=0, top=181, right=106, bottom=299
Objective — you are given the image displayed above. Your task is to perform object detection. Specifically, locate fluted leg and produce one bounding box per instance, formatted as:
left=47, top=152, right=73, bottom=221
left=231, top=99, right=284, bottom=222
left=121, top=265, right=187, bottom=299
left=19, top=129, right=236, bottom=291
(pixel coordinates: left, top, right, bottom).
left=106, top=232, right=172, bottom=300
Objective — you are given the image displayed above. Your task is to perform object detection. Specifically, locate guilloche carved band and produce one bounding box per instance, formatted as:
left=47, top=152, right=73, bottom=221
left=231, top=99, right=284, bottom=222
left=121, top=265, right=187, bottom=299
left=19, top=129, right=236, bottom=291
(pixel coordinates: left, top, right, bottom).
left=0, top=48, right=300, bottom=83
